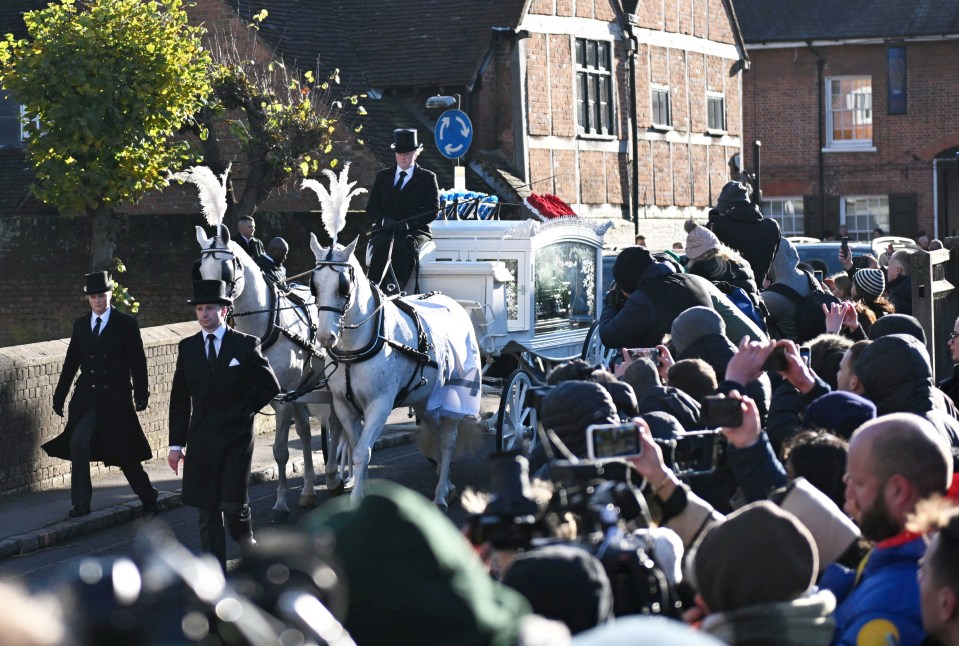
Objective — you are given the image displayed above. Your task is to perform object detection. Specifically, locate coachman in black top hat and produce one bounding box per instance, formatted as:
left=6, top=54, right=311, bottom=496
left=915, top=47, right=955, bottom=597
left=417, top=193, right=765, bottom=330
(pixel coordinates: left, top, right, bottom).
left=44, top=271, right=158, bottom=519
left=364, top=127, right=440, bottom=295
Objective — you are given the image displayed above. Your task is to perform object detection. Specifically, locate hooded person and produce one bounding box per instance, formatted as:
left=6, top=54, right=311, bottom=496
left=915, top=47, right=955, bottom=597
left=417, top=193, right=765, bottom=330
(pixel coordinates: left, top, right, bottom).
left=300, top=481, right=566, bottom=646
left=684, top=219, right=761, bottom=306
left=621, top=358, right=703, bottom=431
left=855, top=333, right=959, bottom=450
left=672, top=307, right=772, bottom=423
left=600, top=246, right=765, bottom=350
left=598, top=246, right=714, bottom=349
left=527, top=380, right=619, bottom=474
left=868, top=312, right=926, bottom=343
left=706, top=181, right=782, bottom=283
left=762, top=237, right=821, bottom=342
left=689, top=501, right=836, bottom=646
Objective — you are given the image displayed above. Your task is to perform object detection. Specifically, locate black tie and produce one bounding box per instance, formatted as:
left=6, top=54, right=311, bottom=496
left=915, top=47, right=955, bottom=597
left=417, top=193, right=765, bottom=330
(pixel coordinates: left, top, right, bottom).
left=395, top=170, right=407, bottom=189
left=207, top=333, right=217, bottom=370
left=92, top=316, right=102, bottom=337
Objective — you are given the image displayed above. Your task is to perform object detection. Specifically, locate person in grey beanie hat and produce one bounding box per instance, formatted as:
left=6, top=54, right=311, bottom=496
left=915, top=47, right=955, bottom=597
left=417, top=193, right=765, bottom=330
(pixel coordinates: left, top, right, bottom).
left=671, top=307, right=725, bottom=356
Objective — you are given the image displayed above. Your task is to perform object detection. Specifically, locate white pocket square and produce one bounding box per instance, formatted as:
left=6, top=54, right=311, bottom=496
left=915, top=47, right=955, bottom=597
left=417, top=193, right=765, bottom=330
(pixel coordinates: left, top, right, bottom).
left=228, top=358, right=240, bottom=367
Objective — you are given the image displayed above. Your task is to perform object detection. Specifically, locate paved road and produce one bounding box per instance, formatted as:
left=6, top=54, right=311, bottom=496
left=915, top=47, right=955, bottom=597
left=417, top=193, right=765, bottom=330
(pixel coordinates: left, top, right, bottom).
left=0, top=434, right=497, bottom=592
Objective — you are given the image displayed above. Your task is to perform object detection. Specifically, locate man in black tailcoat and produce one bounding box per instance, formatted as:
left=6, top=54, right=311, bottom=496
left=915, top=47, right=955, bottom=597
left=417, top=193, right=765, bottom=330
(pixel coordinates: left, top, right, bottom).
left=365, top=128, right=440, bottom=295
left=168, top=279, right=280, bottom=570
left=44, top=271, right=157, bottom=519
left=256, top=236, right=289, bottom=288
left=235, top=214, right=265, bottom=262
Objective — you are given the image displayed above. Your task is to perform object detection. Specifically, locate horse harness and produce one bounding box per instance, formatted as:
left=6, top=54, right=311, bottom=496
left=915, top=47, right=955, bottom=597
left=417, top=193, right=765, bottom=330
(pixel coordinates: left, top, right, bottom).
left=313, top=256, right=439, bottom=415
left=196, top=240, right=326, bottom=396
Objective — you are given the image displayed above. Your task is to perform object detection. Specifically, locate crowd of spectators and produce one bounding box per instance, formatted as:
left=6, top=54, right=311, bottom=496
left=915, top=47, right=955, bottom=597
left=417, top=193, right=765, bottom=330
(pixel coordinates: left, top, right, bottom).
left=5, top=182, right=959, bottom=645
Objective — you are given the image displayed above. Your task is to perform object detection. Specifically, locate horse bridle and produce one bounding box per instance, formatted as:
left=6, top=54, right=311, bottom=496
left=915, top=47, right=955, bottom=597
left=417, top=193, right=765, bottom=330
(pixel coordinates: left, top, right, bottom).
left=312, top=258, right=356, bottom=317
left=197, top=239, right=242, bottom=302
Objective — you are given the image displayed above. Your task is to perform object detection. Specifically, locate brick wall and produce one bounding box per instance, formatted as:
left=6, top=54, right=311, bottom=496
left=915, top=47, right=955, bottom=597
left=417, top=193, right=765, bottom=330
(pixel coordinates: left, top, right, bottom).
left=0, top=322, right=182, bottom=496
left=0, top=320, right=282, bottom=497
left=743, top=40, right=959, bottom=236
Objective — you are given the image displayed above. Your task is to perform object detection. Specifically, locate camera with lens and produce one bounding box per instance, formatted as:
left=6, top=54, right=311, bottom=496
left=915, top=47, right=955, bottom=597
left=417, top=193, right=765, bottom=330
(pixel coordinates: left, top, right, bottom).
left=469, top=453, right=681, bottom=617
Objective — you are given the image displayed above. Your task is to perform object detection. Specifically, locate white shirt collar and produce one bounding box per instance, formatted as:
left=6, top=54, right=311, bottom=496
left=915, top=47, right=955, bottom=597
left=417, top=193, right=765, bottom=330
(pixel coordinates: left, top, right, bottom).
left=91, top=308, right=111, bottom=329
left=204, top=324, right=227, bottom=343
left=394, top=164, right=415, bottom=184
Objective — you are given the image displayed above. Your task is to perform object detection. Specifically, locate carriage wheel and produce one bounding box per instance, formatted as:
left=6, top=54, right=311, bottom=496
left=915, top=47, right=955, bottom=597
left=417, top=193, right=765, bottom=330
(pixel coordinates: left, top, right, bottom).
left=496, top=369, right=538, bottom=454
left=581, top=321, right=617, bottom=371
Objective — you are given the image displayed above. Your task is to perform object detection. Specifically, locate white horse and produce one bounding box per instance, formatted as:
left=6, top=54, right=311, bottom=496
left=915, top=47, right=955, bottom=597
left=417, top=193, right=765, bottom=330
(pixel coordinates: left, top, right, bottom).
left=195, top=225, right=345, bottom=523
left=308, top=234, right=482, bottom=508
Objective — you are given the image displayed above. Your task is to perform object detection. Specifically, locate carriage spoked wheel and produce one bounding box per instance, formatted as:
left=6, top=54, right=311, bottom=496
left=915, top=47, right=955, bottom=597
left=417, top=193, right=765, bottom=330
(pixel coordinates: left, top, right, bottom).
left=581, top=320, right=617, bottom=371
left=496, top=369, right=539, bottom=454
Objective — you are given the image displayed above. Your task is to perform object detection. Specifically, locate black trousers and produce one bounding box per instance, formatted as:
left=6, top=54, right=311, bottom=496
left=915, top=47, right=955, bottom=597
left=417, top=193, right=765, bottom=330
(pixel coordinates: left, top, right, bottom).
left=198, top=502, right=254, bottom=571
left=367, top=231, right=427, bottom=295
left=70, top=408, right=156, bottom=508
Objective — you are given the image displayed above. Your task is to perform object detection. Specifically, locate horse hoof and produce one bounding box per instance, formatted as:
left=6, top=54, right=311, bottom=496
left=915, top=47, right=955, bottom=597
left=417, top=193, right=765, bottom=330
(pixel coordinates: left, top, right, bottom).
left=445, top=486, right=458, bottom=507
left=298, top=494, right=317, bottom=509
left=434, top=501, right=449, bottom=514
left=270, top=509, right=291, bottom=524
left=328, top=480, right=346, bottom=497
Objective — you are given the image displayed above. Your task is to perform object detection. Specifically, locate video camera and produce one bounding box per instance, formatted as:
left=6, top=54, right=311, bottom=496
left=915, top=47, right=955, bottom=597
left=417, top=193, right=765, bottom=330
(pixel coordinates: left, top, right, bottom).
left=469, top=453, right=681, bottom=617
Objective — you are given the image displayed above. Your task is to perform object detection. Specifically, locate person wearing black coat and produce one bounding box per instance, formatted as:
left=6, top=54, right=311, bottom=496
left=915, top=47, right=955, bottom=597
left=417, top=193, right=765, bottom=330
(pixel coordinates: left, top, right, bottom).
left=44, top=272, right=157, bottom=519
left=168, top=280, right=281, bottom=570
left=365, top=128, right=440, bottom=295
left=235, top=215, right=265, bottom=262
left=707, top=181, right=781, bottom=282
left=255, top=236, right=289, bottom=288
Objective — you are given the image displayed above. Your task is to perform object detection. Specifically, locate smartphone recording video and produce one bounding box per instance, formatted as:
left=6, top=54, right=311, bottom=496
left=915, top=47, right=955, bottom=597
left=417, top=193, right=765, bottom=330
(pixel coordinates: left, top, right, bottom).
left=701, top=395, right=744, bottom=428
left=799, top=346, right=811, bottom=368
left=840, top=236, right=849, bottom=258
left=586, top=423, right=643, bottom=460
left=624, top=347, right=660, bottom=363
left=761, top=345, right=789, bottom=372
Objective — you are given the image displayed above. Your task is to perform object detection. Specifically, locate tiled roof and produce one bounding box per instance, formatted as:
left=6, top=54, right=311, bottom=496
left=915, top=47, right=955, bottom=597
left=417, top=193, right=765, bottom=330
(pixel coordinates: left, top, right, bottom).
left=225, top=0, right=527, bottom=90
left=733, top=0, right=959, bottom=42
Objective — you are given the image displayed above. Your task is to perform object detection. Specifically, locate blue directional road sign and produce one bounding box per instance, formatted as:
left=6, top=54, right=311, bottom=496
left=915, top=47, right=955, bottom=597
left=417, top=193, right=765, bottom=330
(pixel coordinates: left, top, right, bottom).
left=434, top=109, right=473, bottom=159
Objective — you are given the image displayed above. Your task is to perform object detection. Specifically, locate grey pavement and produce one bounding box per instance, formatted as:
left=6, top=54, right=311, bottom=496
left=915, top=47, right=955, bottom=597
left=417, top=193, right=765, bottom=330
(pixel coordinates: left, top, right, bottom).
left=0, top=407, right=424, bottom=562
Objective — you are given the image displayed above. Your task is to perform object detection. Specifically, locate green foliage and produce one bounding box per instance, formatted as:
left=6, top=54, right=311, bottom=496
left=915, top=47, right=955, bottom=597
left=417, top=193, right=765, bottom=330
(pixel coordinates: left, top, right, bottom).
left=202, top=15, right=365, bottom=212
left=110, top=257, right=139, bottom=314
left=0, top=0, right=211, bottom=216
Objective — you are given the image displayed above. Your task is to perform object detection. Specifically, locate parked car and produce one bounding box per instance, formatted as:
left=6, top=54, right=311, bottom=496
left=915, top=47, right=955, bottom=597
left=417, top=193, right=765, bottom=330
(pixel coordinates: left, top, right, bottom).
left=787, top=238, right=872, bottom=276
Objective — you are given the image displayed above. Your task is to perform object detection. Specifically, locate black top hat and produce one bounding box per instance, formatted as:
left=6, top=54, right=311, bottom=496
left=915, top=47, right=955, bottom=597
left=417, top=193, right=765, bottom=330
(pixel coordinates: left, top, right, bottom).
left=84, top=271, right=113, bottom=295
left=188, top=279, right=233, bottom=306
left=391, top=128, right=423, bottom=153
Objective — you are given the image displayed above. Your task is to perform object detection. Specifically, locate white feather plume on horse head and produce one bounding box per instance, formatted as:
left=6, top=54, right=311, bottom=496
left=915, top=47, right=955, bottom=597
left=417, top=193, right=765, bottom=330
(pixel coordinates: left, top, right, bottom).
left=169, top=164, right=231, bottom=236
left=301, top=162, right=367, bottom=245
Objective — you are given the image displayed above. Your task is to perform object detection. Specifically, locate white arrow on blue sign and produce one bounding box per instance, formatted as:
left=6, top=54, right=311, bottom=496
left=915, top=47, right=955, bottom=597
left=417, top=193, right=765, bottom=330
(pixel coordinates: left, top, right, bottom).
left=434, top=109, right=473, bottom=160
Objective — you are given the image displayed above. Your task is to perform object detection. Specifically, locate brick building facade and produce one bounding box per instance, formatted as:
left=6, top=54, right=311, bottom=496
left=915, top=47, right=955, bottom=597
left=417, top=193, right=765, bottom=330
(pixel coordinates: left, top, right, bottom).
left=734, top=0, right=959, bottom=241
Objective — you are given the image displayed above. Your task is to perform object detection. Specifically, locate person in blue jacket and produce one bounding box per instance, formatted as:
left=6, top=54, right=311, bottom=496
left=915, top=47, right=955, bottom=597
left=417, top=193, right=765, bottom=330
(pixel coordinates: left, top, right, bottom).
left=821, top=412, right=952, bottom=646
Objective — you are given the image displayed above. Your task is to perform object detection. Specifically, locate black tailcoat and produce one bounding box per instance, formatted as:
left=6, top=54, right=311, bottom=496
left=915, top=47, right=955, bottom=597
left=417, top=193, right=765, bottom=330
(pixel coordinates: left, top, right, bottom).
left=236, top=235, right=265, bottom=262
left=365, top=164, right=440, bottom=238
left=168, top=328, right=280, bottom=510
left=44, top=308, right=152, bottom=466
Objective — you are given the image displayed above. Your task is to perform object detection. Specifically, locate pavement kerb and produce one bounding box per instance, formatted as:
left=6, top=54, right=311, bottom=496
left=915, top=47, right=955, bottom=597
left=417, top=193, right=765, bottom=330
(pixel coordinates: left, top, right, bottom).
left=0, top=429, right=417, bottom=562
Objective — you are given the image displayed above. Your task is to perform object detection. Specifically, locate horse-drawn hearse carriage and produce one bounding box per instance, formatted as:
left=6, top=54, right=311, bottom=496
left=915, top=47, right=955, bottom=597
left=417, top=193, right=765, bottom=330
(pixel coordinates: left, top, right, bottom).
left=177, top=163, right=612, bottom=510
left=417, top=215, right=613, bottom=454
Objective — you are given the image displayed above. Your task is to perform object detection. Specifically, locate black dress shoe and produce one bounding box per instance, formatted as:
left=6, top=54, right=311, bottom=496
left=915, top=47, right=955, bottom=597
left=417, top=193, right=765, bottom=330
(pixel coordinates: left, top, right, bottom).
left=68, top=505, right=91, bottom=518
left=142, top=501, right=160, bottom=518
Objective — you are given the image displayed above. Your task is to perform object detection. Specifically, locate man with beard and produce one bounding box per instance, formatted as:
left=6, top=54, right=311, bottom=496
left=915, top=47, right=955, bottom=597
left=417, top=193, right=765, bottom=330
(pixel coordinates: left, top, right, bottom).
left=823, top=413, right=952, bottom=646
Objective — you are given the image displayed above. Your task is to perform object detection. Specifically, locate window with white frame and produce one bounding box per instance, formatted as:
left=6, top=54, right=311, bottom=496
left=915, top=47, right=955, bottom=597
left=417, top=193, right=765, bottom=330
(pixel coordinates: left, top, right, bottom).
left=651, top=85, right=671, bottom=128
left=827, top=76, right=873, bottom=148
left=575, top=38, right=614, bottom=136
left=0, top=92, right=24, bottom=148
left=763, top=197, right=805, bottom=237
left=707, top=93, right=725, bottom=132
left=841, top=195, right=889, bottom=239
